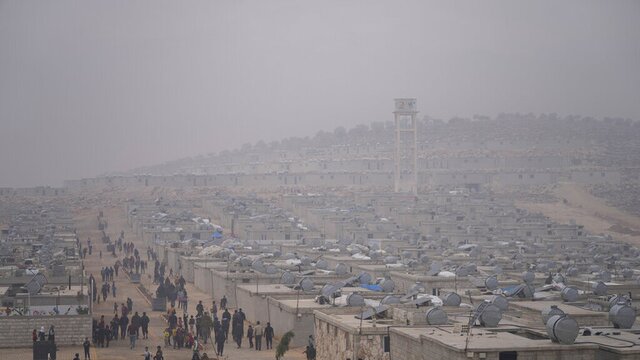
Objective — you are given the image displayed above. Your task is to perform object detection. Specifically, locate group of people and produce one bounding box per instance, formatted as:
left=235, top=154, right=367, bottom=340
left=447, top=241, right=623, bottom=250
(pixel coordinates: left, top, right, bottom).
left=31, top=325, right=55, bottom=342
left=92, top=304, right=149, bottom=350
left=81, top=223, right=292, bottom=360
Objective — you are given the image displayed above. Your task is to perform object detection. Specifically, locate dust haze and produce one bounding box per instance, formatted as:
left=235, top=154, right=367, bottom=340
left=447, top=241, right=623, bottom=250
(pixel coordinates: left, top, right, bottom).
left=0, top=0, right=639, bottom=187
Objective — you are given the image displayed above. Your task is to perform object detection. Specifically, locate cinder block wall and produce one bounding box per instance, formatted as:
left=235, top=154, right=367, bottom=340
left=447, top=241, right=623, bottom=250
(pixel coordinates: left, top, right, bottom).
left=0, top=315, right=92, bottom=348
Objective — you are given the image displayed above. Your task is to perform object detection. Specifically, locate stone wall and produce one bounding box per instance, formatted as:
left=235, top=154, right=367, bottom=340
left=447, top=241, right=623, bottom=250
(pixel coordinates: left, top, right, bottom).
left=0, top=315, right=92, bottom=348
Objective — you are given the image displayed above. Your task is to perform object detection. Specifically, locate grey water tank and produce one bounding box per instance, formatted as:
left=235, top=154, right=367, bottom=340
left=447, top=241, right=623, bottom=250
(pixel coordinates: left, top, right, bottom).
left=622, top=268, right=634, bottom=279
left=381, top=295, right=401, bottom=305
left=541, top=305, right=565, bottom=325
left=239, top=257, right=252, bottom=267
left=358, top=272, right=373, bottom=285
left=281, top=271, right=296, bottom=285
left=441, top=292, right=462, bottom=307
left=552, top=273, right=566, bottom=284
left=592, top=281, right=608, bottom=296
left=609, top=303, right=636, bottom=329
left=485, top=276, right=499, bottom=291
left=546, top=315, right=579, bottom=344
left=489, top=295, right=509, bottom=311
left=379, top=278, right=395, bottom=293
left=300, top=256, right=312, bottom=266
left=419, top=255, right=430, bottom=265
left=315, top=259, right=329, bottom=270
left=426, top=307, right=448, bottom=325
left=522, top=271, right=535, bottom=284
left=299, top=277, right=314, bottom=292
left=479, top=304, right=502, bottom=327
left=566, top=267, right=579, bottom=277
left=346, top=293, right=365, bottom=307
left=265, top=264, right=279, bottom=274
left=335, top=263, right=348, bottom=276
left=561, top=287, right=579, bottom=302
left=455, top=267, right=469, bottom=277
left=251, top=259, right=265, bottom=272
left=272, top=250, right=282, bottom=258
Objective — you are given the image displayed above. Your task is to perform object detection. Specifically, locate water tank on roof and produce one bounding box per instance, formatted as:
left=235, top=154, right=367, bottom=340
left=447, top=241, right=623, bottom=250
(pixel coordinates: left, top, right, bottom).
left=541, top=305, right=565, bottom=325
left=315, top=259, right=328, bottom=270
left=335, top=263, right=348, bottom=276
left=265, top=265, right=279, bottom=274
left=426, top=307, right=448, bottom=325
left=561, top=287, right=579, bottom=302
left=358, top=272, right=373, bottom=285
left=599, top=271, right=612, bottom=282
left=622, top=268, right=634, bottom=279
left=455, top=267, right=469, bottom=277
left=281, top=271, right=296, bottom=285
left=553, top=273, right=566, bottom=284
left=440, top=292, right=461, bottom=307
left=299, top=277, right=314, bottom=292
left=346, top=293, right=365, bottom=307
left=609, top=303, right=636, bottom=329
left=566, top=267, right=579, bottom=277
left=300, top=256, right=312, bottom=266
left=381, top=295, right=401, bottom=305
left=485, top=276, right=499, bottom=291
left=546, top=315, right=579, bottom=345
left=239, top=257, right=252, bottom=267
left=489, top=295, right=509, bottom=311
left=592, top=281, right=608, bottom=296
left=379, top=278, right=395, bottom=293
left=479, top=304, right=502, bottom=327
left=522, top=271, right=535, bottom=284
left=419, top=255, right=430, bottom=265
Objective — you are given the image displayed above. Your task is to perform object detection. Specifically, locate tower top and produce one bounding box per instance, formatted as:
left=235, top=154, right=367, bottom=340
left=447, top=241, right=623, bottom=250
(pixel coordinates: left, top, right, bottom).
left=394, top=98, right=418, bottom=114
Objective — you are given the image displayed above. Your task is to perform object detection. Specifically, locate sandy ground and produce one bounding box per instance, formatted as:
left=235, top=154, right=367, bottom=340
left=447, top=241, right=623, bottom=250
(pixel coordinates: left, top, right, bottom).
left=0, top=199, right=306, bottom=360
left=516, top=183, right=640, bottom=246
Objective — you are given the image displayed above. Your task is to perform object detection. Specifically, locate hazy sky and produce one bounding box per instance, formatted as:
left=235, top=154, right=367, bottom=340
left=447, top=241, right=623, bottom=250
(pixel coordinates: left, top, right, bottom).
left=1, top=0, right=638, bottom=187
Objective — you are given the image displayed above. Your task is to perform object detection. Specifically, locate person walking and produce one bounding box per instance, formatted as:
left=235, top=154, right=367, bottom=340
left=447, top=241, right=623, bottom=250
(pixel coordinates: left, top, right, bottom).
left=142, top=346, right=152, bottom=360
left=141, top=312, right=150, bottom=339
left=220, top=295, right=227, bottom=310
left=265, top=322, right=274, bottom=349
left=215, top=326, right=225, bottom=356
left=48, top=325, right=55, bottom=342
left=128, top=323, right=137, bottom=349
left=154, top=345, right=164, bottom=360
left=254, top=321, right=263, bottom=351
left=82, top=337, right=91, bottom=360
left=247, top=325, right=254, bottom=348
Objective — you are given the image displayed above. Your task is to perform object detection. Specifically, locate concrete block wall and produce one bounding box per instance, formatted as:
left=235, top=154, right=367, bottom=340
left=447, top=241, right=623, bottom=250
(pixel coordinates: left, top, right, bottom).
left=0, top=315, right=92, bottom=348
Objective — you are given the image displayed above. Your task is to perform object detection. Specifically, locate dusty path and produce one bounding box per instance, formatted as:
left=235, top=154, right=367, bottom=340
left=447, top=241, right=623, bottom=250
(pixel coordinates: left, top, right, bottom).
left=0, top=198, right=305, bottom=360
left=516, top=183, right=640, bottom=246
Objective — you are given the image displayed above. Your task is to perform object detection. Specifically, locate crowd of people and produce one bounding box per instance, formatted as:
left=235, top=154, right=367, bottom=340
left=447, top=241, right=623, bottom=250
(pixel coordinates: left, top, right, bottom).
left=80, top=221, right=301, bottom=360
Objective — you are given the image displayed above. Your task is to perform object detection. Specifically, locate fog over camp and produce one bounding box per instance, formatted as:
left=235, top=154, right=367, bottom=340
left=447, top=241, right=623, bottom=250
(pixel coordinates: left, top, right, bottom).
left=1, top=0, right=639, bottom=187
left=1, top=1, right=640, bottom=360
